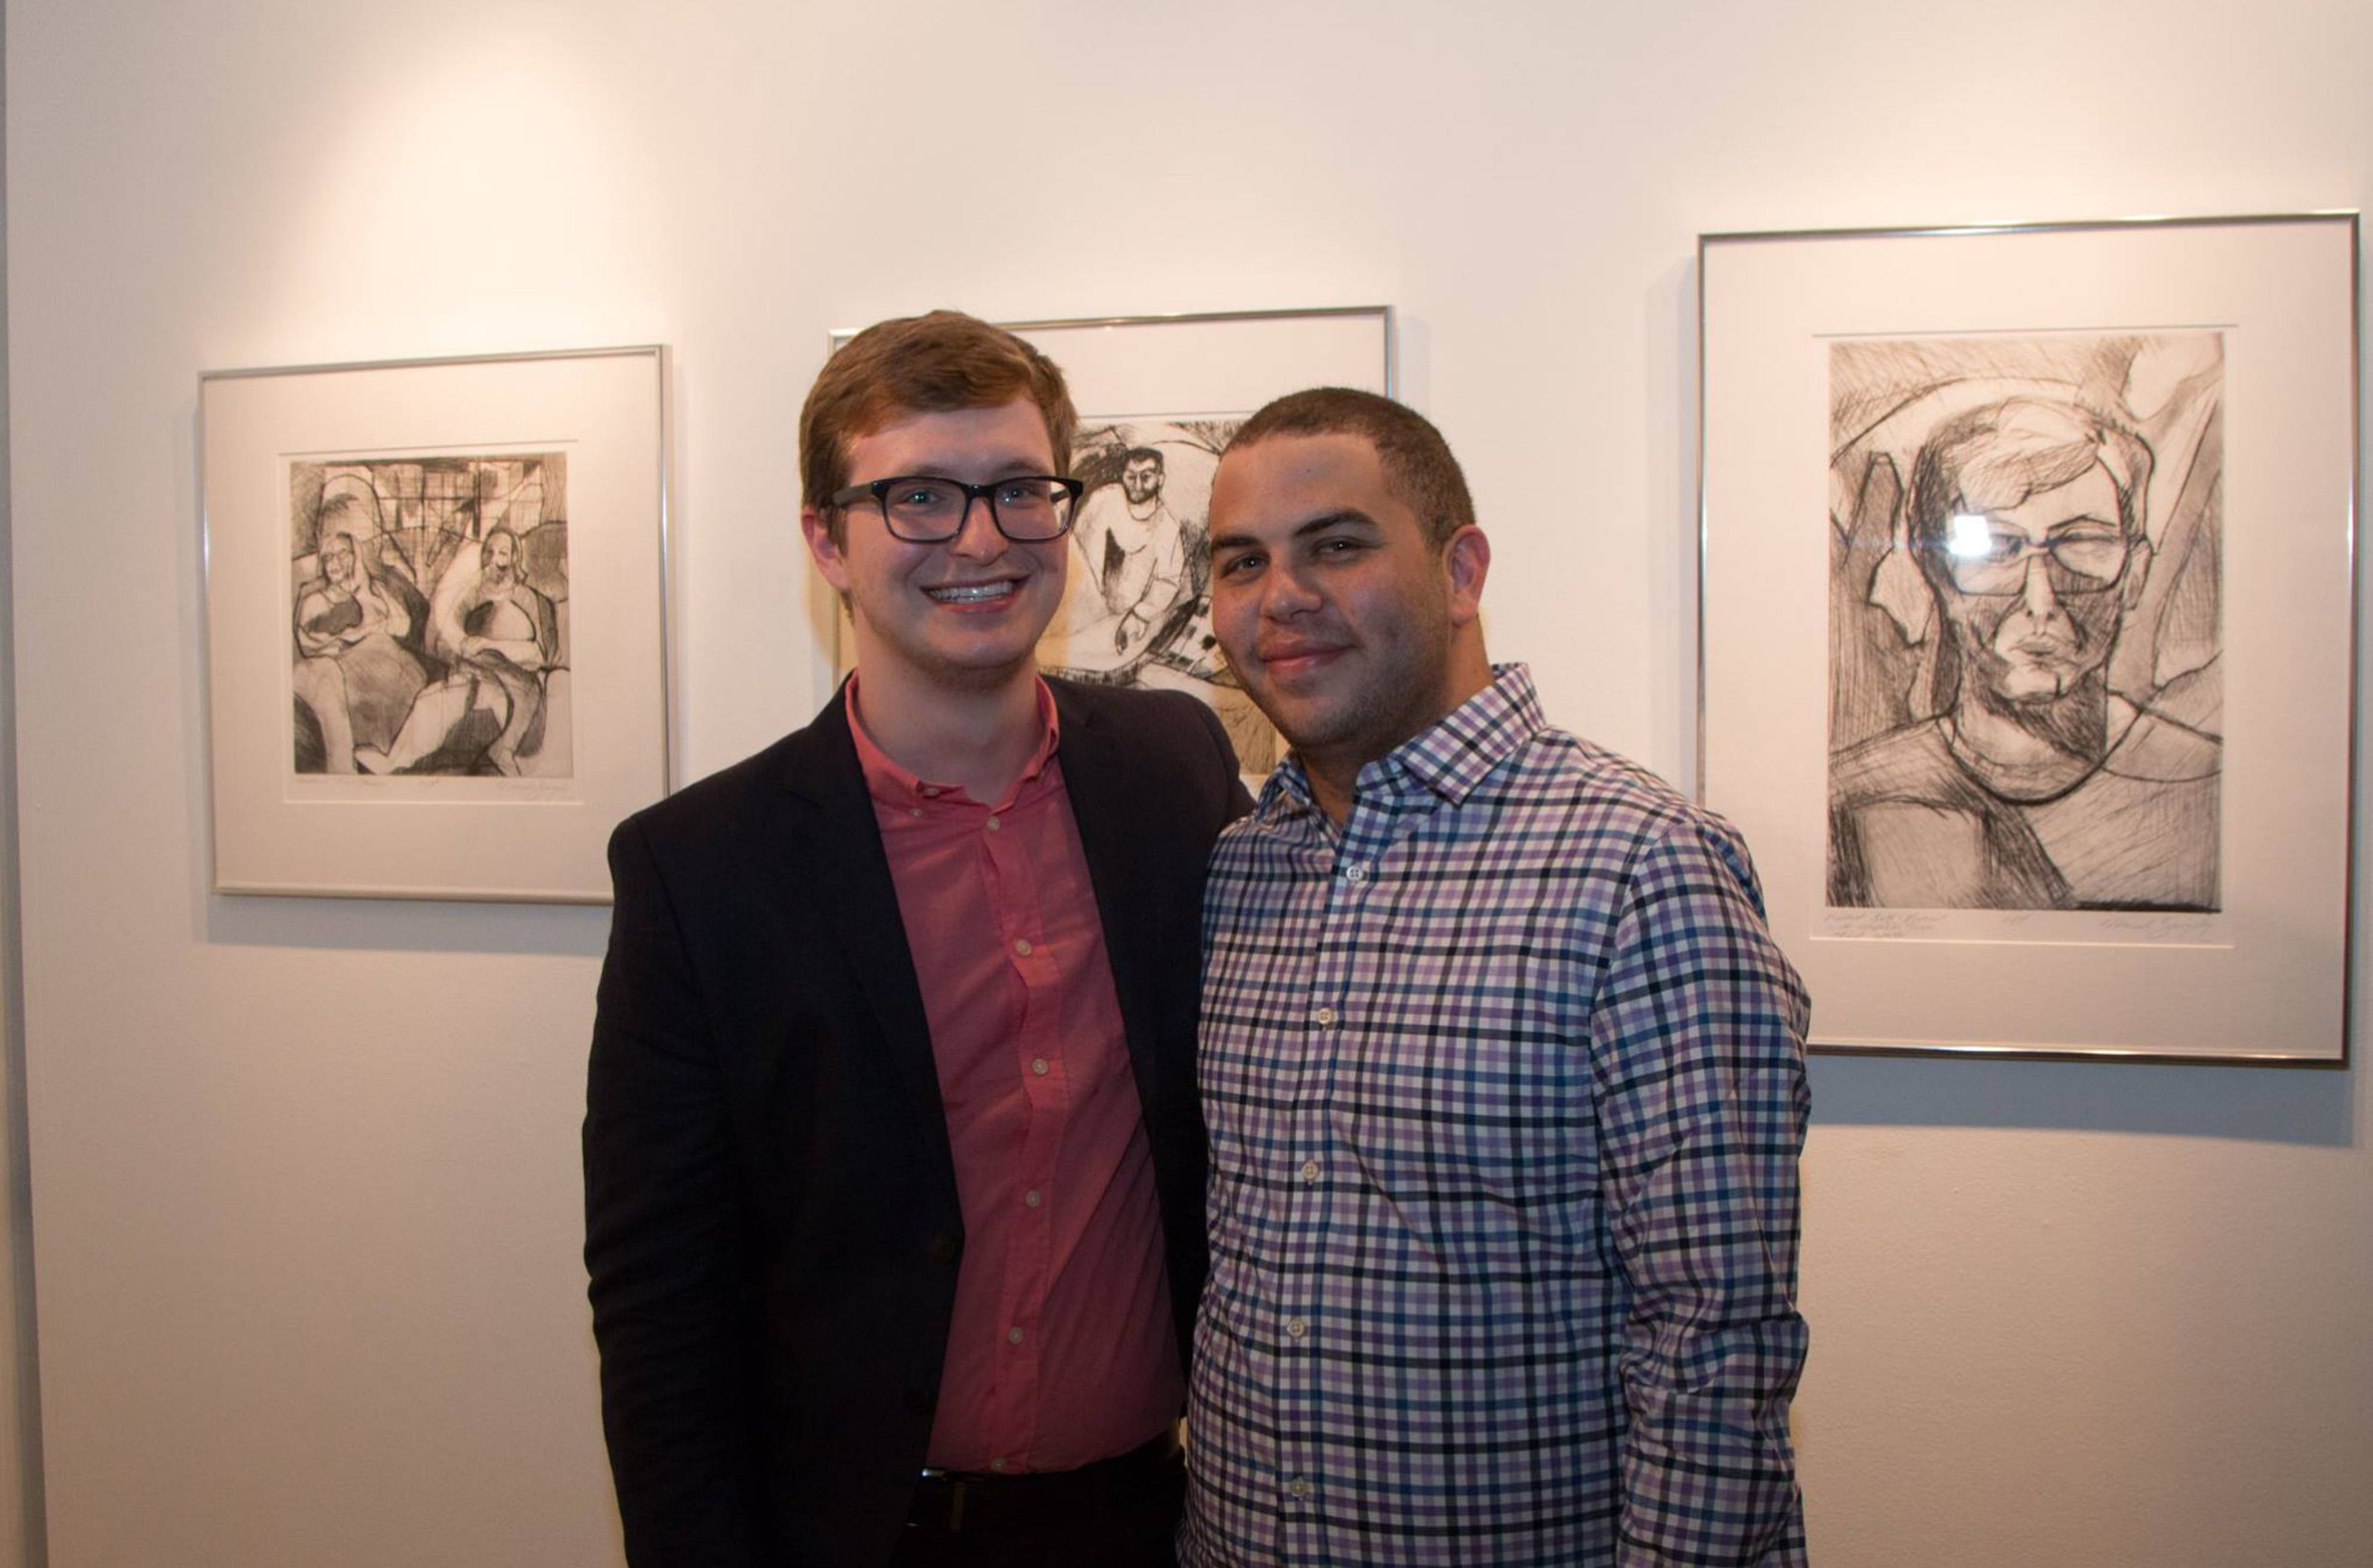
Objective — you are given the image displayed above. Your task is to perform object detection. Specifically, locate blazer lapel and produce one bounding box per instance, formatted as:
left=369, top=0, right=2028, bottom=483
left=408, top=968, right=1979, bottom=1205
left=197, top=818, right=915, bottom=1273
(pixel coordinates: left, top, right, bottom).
left=770, top=693, right=955, bottom=1188
left=1052, top=688, right=1162, bottom=1092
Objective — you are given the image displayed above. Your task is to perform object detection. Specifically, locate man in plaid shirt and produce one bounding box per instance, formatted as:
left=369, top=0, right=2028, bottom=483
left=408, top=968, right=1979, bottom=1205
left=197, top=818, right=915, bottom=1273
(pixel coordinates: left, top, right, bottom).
left=1181, top=388, right=1810, bottom=1567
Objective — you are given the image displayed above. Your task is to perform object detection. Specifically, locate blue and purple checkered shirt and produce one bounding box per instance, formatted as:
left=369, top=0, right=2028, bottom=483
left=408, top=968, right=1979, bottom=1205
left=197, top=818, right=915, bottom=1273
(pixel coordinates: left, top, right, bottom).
left=1183, top=665, right=1810, bottom=1567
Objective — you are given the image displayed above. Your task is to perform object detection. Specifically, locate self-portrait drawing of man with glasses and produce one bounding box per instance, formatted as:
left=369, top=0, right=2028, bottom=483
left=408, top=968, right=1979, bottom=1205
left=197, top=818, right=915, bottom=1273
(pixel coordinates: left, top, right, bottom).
left=1827, top=334, right=2224, bottom=911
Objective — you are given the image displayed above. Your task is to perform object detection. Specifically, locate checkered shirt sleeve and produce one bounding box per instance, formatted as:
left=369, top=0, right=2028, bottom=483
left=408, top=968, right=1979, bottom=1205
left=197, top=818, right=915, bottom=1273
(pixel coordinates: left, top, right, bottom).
left=1183, top=665, right=1810, bottom=1567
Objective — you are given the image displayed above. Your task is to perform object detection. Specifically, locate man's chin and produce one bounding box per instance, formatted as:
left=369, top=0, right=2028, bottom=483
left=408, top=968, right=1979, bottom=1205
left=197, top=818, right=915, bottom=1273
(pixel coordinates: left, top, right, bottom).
left=920, top=640, right=1042, bottom=694
left=1990, top=663, right=2088, bottom=703
left=1236, top=686, right=1323, bottom=753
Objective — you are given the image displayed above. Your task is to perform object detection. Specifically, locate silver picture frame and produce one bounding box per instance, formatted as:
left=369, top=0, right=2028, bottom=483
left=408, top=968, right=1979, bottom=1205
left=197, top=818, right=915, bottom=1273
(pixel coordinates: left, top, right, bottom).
left=200, top=344, right=674, bottom=903
left=1698, top=214, right=2358, bottom=1063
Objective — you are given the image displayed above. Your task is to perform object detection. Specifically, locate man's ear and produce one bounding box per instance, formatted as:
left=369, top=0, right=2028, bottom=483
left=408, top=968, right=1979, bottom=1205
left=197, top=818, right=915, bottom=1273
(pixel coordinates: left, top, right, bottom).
left=1443, top=526, right=1490, bottom=626
left=800, top=506, right=851, bottom=593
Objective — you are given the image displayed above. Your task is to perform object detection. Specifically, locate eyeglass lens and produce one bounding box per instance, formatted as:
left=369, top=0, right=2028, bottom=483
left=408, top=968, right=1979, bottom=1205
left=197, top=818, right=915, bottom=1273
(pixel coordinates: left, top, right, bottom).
left=880, top=477, right=1075, bottom=542
left=1946, top=526, right=2128, bottom=595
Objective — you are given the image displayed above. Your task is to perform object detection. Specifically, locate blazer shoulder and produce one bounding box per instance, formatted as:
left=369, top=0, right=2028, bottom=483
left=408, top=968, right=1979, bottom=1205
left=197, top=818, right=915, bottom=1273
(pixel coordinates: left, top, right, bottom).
left=1052, top=678, right=1241, bottom=773
left=613, top=707, right=851, bottom=859
left=1051, top=681, right=1252, bottom=857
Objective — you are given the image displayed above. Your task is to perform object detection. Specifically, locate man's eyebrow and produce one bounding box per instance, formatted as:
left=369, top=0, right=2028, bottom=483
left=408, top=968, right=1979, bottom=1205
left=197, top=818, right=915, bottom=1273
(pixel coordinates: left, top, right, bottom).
left=897, top=453, right=1050, bottom=477
left=1211, top=509, right=1378, bottom=551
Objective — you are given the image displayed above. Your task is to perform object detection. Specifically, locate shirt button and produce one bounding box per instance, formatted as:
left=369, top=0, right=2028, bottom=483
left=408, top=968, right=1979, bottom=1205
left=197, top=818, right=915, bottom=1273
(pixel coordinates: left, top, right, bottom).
left=988, top=1457, right=1008, bottom=1473
left=1013, top=938, right=1033, bottom=957
left=1341, top=862, right=1368, bottom=883
left=1031, top=1057, right=1050, bottom=1076
left=1285, top=1476, right=1311, bottom=1500
left=907, top=807, right=923, bottom=818
left=1006, top=1327, right=1024, bottom=1345
left=1313, top=1006, right=1336, bottom=1028
left=985, top=815, right=1002, bottom=831
left=1024, top=1189, right=1042, bottom=1208
left=1299, top=1160, right=1321, bottom=1184
left=1286, top=1316, right=1307, bottom=1339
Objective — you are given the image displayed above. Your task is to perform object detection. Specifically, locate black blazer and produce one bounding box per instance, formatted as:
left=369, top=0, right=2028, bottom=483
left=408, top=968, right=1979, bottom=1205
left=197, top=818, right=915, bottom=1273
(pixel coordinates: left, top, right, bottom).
left=585, top=679, right=1247, bottom=1568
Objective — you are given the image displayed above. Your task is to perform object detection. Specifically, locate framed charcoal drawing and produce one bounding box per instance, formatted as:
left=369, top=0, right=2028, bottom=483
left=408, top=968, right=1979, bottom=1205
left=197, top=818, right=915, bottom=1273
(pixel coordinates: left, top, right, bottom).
left=201, top=345, right=671, bottom=902
left=830, top=307, right=1394, bottom=778
left=1699, top=215, right=2358, bottom=1063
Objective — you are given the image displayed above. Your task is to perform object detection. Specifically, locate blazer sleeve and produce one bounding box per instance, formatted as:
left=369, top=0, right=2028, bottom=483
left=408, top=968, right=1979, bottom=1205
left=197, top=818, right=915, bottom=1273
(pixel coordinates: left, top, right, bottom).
left=584, top=814, right=772, bottom=1568
left=1209, top=706, right=1257, bottom=822
left=1171, top=691, right=1255, bottom=822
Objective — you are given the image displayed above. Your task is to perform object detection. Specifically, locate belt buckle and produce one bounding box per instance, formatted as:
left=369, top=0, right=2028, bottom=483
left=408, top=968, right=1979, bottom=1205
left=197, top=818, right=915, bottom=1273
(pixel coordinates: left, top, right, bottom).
left=915, top=1469, right=968, bottom=1533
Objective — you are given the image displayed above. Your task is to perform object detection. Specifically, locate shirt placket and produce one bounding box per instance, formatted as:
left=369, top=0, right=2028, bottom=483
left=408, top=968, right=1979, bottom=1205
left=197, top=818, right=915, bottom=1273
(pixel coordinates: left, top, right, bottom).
left=981, top=794, right=1062, bottom=1470
left=1271, top=796, right=1396, bottom=1561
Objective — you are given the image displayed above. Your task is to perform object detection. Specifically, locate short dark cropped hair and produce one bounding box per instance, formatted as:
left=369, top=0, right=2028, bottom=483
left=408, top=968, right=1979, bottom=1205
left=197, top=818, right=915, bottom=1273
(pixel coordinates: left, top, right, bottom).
left=799, top=310, right=1077, bottom=544
left=1225, top=387, right=1475, bottom=548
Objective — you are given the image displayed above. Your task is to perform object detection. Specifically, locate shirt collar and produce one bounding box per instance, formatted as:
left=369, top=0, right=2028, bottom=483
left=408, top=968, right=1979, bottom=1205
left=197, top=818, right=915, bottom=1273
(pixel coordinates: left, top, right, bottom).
left=845, top=673, right=1063, bottom=812
left=1255, top=663, right=1545, bottom=825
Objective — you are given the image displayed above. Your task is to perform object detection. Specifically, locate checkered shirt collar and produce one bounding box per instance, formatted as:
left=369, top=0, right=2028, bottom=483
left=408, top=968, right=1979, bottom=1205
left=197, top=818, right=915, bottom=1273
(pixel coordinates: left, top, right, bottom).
left=1255, top=663, right=1546, bottom=827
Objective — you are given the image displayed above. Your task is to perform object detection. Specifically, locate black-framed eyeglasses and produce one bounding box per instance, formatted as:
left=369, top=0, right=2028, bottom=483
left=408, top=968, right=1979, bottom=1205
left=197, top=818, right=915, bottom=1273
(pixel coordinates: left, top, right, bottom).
left=829, top=475, right=1084, bottom=543
left=1934, top=517, right=2133, bottom=597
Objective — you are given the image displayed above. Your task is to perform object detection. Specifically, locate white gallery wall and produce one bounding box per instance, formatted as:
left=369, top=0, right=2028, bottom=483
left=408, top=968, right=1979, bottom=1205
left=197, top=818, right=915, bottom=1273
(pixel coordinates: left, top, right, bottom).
left=5, top=0, right=2369, bottom=1563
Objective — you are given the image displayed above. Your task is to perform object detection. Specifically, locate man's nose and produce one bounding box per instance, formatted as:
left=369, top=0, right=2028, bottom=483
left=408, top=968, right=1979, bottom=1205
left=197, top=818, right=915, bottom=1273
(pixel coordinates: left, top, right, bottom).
left=2020, top=550, right=2060, bottom=616
left=944, top=494, right=1007, bottom=557
left=1261, top=560, right=1322, bottom=619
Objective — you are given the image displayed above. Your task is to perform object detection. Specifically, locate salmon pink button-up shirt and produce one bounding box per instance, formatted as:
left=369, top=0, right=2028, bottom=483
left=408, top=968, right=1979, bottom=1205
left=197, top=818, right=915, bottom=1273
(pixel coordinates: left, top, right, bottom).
left=848, top=680, right=1182, bottom=1475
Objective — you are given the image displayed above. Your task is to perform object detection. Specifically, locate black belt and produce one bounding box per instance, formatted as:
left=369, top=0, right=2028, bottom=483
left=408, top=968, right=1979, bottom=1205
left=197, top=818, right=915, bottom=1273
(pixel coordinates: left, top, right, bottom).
left=906, top=1428, right=1184, bottom=1534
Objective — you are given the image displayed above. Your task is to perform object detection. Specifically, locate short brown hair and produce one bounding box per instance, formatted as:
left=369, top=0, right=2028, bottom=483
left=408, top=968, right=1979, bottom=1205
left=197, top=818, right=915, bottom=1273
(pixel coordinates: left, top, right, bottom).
left=799, top=310, right=1077, bottom=544
left=1225, top=387, right=1475, bottom=547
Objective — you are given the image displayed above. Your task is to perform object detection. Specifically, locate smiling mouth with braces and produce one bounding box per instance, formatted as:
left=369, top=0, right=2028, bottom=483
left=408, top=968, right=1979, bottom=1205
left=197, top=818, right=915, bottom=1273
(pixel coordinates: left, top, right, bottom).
left=926, top=582, right=1018, bottom=603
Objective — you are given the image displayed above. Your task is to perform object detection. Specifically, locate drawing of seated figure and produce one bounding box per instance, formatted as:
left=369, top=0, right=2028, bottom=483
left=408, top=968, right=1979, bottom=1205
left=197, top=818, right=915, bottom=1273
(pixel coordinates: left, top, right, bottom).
left=1069, top=447, right=1190, bottom=661
left=291, top=518, right=429, bottom=774
left=356, top=526, right=561, bottom=776
left=1040, top=432, right=1279, bottom=775
left=1829, top=396, right=2221, bottom=911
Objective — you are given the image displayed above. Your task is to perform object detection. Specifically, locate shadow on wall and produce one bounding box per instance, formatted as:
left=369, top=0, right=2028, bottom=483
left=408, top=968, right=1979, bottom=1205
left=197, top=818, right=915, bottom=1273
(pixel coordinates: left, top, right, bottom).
left=201, top=892, right=614, bottom=961
left=1807, top=1051, right=2355, bottom=1148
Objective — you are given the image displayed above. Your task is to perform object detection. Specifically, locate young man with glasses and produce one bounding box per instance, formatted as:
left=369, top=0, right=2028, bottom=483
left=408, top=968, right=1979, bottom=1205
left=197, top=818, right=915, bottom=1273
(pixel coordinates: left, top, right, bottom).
left=585, top=310, right=1247, bottom=1568
left=1829, top=395, right=2221, bottom=909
